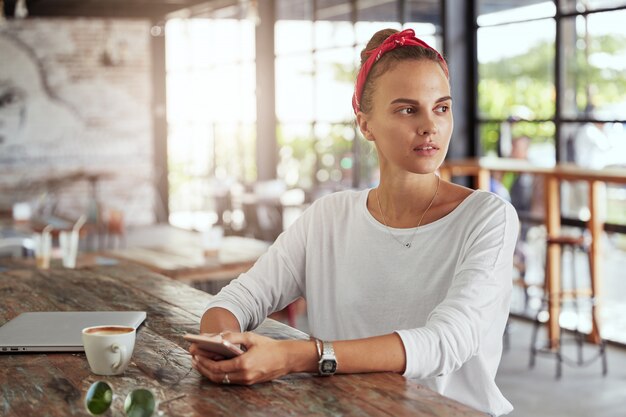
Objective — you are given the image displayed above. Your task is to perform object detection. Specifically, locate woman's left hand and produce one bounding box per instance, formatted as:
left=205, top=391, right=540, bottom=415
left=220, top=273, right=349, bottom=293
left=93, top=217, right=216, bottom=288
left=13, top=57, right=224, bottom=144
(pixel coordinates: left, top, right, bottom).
left=190, top=332, right=291, bottom=385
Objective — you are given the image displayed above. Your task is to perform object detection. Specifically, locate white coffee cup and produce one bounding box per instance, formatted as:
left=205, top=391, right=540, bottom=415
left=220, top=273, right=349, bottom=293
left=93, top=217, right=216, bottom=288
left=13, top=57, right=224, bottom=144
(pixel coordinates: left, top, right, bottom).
left=82, top=325, right=136, bottom=376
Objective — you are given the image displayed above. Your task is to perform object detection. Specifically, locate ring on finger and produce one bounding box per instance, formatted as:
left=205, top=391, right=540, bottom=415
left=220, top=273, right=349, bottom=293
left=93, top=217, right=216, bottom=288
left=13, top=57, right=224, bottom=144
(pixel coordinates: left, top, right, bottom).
left=222, top=373, right=230, bottom=384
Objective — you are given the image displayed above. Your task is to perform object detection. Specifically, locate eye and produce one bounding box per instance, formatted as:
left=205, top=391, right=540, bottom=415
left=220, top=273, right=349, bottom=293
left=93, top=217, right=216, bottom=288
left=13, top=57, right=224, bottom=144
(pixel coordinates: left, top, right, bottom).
left=435, top=104, right=450, bottom=113
left=397, top=107, right=416, bottom=115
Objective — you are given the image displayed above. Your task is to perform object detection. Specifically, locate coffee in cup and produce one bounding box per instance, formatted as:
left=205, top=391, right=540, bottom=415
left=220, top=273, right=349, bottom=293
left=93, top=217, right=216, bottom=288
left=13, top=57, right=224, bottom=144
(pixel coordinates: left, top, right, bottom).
left=82, top=325, right=136, bottom=376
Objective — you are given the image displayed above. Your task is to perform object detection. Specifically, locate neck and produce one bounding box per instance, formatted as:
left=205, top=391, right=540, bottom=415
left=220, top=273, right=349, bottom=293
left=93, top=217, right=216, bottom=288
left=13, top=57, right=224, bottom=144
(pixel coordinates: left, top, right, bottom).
left=375, top=174, right=440, bottom=225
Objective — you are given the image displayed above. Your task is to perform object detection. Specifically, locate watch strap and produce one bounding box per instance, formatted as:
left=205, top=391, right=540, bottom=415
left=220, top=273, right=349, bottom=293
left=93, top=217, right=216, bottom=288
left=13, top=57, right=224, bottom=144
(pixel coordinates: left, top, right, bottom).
left=322, top=340, right=335, bottom=358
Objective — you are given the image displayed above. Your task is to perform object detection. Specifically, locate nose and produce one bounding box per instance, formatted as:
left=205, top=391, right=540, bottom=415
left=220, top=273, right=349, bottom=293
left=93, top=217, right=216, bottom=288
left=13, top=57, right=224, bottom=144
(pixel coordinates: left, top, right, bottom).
left=417, top=114, right=437, bottom=136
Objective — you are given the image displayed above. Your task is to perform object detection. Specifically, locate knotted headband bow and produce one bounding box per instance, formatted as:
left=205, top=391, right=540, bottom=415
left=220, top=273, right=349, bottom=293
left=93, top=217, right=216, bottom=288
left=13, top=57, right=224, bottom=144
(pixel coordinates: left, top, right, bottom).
left=352, top=29, right=449, bottom=114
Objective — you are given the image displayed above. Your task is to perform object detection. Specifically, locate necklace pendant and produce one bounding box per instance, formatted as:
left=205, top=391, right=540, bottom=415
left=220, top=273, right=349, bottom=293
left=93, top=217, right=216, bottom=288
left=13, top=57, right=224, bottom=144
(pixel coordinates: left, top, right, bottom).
left=404, top=242, right=411, bottom=248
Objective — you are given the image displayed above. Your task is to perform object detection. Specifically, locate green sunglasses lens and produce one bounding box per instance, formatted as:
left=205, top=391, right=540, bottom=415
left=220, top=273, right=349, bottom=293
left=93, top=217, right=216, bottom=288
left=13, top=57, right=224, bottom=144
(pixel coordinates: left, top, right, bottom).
left=124, top=388, right=156, bottom=417
left=85, top=381, right=113, bottom=415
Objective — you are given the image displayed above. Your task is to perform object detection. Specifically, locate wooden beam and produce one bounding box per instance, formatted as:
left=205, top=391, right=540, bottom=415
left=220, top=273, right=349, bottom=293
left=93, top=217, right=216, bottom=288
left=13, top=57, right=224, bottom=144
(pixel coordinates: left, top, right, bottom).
left=255, top=0, right=277, bottom=181
left=150, top=21, right=170, bottom=223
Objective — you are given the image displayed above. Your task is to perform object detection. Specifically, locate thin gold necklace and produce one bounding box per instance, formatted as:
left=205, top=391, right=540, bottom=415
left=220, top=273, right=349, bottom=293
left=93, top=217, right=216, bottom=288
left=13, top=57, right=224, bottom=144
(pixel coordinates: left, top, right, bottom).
left=375, top=175, right=440, bottom=249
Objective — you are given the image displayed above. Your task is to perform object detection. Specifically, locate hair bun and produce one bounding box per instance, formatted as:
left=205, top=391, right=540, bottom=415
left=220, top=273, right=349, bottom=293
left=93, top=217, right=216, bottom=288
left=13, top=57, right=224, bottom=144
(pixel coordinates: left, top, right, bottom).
left=360, top=28, right=399, bottom=65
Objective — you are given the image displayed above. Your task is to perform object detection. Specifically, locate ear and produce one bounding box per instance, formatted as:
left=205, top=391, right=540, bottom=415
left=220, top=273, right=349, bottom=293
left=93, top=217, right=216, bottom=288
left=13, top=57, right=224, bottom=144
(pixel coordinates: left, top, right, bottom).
left=356, top=112, right=375, bottom=141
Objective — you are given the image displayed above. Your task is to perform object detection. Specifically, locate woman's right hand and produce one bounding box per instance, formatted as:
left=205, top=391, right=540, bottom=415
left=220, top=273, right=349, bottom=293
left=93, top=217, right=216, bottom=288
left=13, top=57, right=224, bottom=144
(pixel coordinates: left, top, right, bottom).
left=190, top=332, right=316, bottom=385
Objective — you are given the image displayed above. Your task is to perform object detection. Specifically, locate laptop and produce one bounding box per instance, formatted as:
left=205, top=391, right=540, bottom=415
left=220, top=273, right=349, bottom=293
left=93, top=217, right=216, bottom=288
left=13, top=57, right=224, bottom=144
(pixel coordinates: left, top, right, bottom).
left=0, top=311, right=146, bottom=353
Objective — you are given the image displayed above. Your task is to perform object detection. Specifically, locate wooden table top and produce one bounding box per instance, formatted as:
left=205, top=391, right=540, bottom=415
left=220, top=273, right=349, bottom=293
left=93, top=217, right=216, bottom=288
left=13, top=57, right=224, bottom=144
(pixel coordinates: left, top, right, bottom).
left=106, top=235, right=270, bottom=282
left=0, top=262, right=484, bottom=417
left=441, top=157, right=626, bottom=183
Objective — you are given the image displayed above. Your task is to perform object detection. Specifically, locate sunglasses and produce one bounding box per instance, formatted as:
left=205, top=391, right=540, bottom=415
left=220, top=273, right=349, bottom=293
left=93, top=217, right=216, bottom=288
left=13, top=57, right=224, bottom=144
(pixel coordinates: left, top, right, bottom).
left=85, top=381, right=185, bottom=417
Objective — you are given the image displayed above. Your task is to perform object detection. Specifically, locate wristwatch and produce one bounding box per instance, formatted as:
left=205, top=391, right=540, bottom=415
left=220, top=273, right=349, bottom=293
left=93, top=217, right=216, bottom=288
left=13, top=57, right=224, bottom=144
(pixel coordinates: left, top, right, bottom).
left=317, top=340, right=338, bottom=376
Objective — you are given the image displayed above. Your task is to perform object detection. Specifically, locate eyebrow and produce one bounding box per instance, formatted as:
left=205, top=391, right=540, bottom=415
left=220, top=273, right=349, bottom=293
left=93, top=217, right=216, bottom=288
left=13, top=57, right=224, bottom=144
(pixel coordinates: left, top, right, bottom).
left=390, top=96, right=453, bottom=105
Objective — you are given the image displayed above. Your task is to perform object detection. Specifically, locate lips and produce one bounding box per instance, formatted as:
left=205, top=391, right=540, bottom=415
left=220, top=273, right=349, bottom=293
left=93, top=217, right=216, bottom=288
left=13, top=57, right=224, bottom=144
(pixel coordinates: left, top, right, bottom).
left=413, top=143, right=439, bottom=151
left=412, top=143, right=439, bottom=156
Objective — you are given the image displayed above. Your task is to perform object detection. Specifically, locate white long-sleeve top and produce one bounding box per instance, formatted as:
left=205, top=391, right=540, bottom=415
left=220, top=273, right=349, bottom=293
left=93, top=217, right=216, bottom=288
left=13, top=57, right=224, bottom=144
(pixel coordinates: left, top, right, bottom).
left=206, top=188, right=519, bottom=416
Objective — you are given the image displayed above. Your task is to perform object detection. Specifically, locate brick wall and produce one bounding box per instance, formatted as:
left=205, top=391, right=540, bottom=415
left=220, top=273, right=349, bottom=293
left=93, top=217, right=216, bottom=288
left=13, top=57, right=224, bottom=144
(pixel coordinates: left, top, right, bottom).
left=0, top=18, right=157, bottom=226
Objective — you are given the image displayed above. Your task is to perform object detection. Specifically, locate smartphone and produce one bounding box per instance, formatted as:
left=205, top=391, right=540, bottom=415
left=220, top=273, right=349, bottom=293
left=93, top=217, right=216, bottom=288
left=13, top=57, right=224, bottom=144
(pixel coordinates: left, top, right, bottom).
left=184, top=333, right=245, bottom=358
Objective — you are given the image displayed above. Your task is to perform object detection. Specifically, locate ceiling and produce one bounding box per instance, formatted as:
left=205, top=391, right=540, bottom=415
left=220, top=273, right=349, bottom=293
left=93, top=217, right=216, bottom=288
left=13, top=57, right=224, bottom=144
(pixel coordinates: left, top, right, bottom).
left=3, top=0, right=551, bottom=20
left=2, top=0, right=235, bottom=19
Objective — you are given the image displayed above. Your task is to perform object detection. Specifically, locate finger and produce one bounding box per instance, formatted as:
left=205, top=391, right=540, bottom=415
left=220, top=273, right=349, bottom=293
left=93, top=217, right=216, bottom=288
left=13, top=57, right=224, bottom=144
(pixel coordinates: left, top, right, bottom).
left=220, top=331, right=255, bottom=346
left=189, top=343, right=226, bottom=360
left=195, top=353, right=242, bottom=374
left=193, top=358, right=223, bottom=384
left=194, top=357, right=250, bottom=385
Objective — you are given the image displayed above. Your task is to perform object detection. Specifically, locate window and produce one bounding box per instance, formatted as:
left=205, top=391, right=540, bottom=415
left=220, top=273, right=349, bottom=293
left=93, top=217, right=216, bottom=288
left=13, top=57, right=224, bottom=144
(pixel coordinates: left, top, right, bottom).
left=166, top=13, right=256, bottom=226
left=275, top=0, right=443, bottom=193
left=477, top=2, right=556, bottom=162
left=477, top=1, right=626, bottom=227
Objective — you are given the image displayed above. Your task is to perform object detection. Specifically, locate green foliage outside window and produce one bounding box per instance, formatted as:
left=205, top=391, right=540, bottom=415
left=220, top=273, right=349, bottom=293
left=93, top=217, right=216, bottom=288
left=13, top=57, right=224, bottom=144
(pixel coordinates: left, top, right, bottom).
left=568, top=34, right=626, bottom=114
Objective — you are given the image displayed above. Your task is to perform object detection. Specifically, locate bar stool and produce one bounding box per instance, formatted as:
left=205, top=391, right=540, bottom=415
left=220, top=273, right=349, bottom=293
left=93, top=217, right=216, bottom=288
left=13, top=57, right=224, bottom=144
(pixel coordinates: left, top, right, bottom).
left=529, top=235, right=608, bottom=378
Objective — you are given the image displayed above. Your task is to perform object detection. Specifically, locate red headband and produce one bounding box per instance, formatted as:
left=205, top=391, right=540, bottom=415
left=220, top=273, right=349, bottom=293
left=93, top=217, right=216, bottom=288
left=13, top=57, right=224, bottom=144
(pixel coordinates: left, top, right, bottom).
left=352, top=29, right=448, bottom=114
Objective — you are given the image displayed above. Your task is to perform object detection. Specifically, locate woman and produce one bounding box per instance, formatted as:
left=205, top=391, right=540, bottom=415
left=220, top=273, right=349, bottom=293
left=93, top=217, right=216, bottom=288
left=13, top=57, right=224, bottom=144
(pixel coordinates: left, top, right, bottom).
left=190, top=28, right=518, bottom=417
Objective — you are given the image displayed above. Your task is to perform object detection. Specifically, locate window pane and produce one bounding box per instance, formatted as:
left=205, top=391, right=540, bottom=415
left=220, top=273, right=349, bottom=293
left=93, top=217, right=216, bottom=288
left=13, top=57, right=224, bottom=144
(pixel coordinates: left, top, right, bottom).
left=166, top=18, right=255, bottom=66
left=405, top=0, right=441, bottom=28
left=276, top=20, right=313, bottom=55
left=276, top=0, right=313, bottom=55
left=356, top=0, right=398, bottom=22
left=355, top=21, right=402, bottom=47
left=214, top=123, right=256, bottom=183
left=276, top=54, right=314, bottom=123
left=478, top=122, right=500, bottom=157
left=277, top=0, right=313, bottom=20
left=478, top=20, right=555, bottom=121
left=206, top=19, right=255, bottom=64
left=560, top=122, right=626, bottom=168
left=314, top=48, right=356, bottom=122
left=316, top=0, right=351, bottom=21
left=404, top=1, right=441, bottom=52
left=560, top=0, right=626, bottom=13
left=479, top=121, right=555, bottom=163
left=560, top=122, right=626, bottom=224
left=477, top=0, right=555, bottom=26
left=277, top=123, right=315, bottom=189
left=165, top=20, right=195, bottom=71
left=168, top=122, right=215, bottom=212
left=314, top=123, right=356, bottom=188
left=315, top=20, right=354, bottom=49
left=560, top=11, right=626, bottom=120
left=209, top=64, right=256, bottom=123
left=166, top=17, right=256, bottom=220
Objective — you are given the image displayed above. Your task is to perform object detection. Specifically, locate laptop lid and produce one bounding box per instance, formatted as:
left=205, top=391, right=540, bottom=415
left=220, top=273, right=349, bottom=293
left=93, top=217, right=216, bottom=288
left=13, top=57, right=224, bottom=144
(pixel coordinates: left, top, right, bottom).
left=0, top=311, right=147, bottom=353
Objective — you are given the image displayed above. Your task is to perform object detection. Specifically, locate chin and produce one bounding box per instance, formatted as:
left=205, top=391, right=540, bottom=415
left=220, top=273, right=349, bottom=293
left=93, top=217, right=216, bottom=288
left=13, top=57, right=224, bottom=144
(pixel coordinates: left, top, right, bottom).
left=411, top=160, right=444, bottom=175
left=408, top=167, right=438, bottom=175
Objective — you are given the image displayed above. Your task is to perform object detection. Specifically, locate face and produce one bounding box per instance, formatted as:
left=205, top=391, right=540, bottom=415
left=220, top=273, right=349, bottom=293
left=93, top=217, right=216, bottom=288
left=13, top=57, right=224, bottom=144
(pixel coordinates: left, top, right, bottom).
left=357, top=59, right=452, bottom=176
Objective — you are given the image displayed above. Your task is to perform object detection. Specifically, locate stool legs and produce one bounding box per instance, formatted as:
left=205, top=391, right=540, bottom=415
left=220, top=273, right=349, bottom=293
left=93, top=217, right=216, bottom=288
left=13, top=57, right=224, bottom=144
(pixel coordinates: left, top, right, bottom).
left=529, top=236, right=608, bottom=378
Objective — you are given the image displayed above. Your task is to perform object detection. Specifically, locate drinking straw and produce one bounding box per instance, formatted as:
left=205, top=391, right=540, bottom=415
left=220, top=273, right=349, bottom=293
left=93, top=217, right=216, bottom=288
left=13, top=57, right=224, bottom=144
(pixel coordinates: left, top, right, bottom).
left=42, top=224, right=54, bottom=236
left=73, top=215, right=87, bottom=233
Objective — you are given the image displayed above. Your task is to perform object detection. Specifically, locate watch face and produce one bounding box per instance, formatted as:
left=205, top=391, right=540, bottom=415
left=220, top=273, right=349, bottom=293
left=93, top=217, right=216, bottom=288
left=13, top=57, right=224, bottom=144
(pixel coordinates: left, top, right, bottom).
left=321, top=359, right=337, bottom=374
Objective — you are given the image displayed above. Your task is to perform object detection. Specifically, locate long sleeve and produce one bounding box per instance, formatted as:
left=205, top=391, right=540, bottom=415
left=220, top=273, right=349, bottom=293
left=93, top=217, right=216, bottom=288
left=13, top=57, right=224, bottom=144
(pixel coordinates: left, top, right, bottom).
left=396, top=201, right=519, bottom=379
left=204, top=205, right=311, bottom=332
